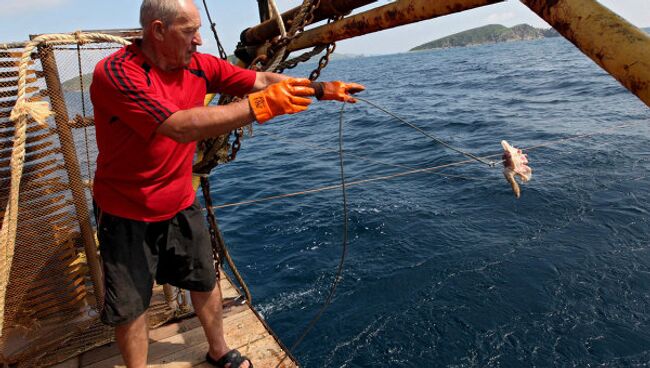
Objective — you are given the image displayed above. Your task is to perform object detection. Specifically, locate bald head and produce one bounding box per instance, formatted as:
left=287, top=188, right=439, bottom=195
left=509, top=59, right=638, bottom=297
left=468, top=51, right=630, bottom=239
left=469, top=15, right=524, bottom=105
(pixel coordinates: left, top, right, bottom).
left=140, top=0, right=197, bottom=29
left=138, top=0, right=202, bottom=71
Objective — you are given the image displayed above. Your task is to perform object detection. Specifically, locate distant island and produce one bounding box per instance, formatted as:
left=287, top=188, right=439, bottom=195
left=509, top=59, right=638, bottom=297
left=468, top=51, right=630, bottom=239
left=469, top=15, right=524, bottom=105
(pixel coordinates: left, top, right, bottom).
left=62, top=73, right=93, bottom=92
left=410, top=24, right=560, bottom=51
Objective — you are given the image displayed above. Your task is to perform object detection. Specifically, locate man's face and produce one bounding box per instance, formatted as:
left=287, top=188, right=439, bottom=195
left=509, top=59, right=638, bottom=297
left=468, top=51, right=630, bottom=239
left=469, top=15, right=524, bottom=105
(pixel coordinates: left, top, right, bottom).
left=160, top=0, right=202, bottom=69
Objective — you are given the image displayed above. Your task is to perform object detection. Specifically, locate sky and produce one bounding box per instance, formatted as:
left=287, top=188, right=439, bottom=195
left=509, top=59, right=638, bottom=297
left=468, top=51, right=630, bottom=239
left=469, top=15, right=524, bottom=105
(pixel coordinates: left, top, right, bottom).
left=1, top=0, right=649, bottom=55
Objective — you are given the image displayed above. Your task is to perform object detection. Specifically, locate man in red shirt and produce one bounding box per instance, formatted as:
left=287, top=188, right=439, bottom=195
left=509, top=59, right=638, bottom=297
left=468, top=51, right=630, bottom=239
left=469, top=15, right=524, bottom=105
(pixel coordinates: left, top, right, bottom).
left=91, top=0, right=364, bottom=367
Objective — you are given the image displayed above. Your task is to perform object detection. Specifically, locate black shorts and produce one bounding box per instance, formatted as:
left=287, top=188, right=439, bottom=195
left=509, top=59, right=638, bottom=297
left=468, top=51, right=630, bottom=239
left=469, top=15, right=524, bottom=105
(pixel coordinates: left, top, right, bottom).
left=96, top=200, right=217, bottom=326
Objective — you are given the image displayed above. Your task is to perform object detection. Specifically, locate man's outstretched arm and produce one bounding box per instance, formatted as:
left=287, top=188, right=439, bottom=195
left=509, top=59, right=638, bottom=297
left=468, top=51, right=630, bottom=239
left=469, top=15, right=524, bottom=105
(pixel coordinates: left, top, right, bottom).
left=157, top=77, right=313, bottom=143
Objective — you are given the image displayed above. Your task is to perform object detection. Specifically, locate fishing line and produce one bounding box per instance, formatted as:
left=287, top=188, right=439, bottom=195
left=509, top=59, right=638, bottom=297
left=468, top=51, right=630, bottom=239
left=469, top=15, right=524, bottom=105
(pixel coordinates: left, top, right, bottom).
left=257, top=129, right=482, bottom=181
left=356, top=96, right=498, bottom=167
left=275, top=103, right=351, bottom=368
left=211, top=120, right=645, bottom=211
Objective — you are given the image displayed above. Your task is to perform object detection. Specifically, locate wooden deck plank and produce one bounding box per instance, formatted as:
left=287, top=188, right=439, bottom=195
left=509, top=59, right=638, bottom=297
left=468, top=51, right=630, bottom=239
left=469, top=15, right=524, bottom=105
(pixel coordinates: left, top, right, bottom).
left=156, top=335, right=298, bottom=368
left=219, top=277, right=240, bottom=299
left=85, top=305, right=257, bottom=368
left=77, top=274, right=297, bottom=368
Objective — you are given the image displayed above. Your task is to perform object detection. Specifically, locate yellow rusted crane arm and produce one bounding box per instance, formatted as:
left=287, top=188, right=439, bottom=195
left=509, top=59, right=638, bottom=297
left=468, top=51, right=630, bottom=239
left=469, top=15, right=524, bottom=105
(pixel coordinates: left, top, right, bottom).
left=521, top=0, right=650, bottom=108
left=286, top=0, right=504, bottom=53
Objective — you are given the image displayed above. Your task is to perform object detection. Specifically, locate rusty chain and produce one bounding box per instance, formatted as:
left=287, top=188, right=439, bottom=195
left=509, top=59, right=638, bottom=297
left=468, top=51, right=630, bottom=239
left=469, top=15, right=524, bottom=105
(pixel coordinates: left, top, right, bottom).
left=196, top=0, right=341, bottom=175
left=309, top=39, right=337, bottom=81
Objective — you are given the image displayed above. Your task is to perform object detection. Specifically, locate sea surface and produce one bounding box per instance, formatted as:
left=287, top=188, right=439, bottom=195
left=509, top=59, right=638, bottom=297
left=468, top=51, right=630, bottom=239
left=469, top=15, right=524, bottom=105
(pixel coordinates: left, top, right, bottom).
left=206, top=37, right=650, bottom=367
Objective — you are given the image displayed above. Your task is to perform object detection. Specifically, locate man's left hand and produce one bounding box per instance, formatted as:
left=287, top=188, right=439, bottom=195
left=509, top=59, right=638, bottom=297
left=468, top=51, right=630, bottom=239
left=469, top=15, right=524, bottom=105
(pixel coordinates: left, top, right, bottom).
left=313, top=81, right=366, bottom=103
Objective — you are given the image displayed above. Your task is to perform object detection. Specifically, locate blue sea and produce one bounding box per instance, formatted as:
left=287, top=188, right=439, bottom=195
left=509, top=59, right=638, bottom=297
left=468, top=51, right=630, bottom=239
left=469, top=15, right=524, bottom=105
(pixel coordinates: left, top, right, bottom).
left=207, top=37, right=650, bottom=367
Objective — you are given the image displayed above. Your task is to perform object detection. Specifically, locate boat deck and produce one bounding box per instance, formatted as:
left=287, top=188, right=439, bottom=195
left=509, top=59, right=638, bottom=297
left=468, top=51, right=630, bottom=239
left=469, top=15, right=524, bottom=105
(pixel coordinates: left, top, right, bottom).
left=51, top=277, right=298, bottom=368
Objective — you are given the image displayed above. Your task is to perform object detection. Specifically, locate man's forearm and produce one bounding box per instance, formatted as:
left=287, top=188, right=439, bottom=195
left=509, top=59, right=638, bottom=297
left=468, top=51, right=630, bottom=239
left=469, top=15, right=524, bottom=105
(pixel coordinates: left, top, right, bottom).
left=251, top=71, right=291, bottom=92
left=157, top=99, right=255, bottom=143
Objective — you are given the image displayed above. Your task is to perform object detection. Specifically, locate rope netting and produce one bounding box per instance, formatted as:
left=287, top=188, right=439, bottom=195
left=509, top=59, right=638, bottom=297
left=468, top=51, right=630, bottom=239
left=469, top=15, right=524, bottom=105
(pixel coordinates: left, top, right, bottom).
left=0, top=32, right=192, bottom=367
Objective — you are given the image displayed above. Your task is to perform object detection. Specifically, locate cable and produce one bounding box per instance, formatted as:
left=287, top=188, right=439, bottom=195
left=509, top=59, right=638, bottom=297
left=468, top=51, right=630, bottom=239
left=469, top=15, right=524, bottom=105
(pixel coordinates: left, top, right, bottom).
left=201, top=0, right=228, bottom=60
left=356, top=97, right=497, bottom=167
left=256, top=130, right=481, bottom=181
left=275, top=103, right=351, bottom=368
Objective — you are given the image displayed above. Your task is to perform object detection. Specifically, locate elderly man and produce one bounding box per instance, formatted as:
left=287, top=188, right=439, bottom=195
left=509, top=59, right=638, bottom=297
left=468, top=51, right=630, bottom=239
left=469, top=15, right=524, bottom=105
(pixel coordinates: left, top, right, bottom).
left=90, top=0, right=363, bottom=367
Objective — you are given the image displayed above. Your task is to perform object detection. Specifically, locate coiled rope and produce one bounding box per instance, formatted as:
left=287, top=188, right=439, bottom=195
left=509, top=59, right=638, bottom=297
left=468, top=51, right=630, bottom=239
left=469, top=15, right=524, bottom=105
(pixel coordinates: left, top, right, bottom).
left=0, top=32, right=130, bottom=336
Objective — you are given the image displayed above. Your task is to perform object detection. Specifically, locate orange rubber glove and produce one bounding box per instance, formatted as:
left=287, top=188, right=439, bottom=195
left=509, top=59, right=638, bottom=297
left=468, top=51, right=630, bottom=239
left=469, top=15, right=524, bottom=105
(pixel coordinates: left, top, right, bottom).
left=248, top=78, right=314, bottom=124
left=312, top=81, right=366, bottom=103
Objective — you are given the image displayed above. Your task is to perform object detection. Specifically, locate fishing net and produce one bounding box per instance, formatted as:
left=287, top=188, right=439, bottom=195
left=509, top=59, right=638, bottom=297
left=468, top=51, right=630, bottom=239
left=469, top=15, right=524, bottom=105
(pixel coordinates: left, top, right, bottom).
left=0, top=31, right=193, bottom=367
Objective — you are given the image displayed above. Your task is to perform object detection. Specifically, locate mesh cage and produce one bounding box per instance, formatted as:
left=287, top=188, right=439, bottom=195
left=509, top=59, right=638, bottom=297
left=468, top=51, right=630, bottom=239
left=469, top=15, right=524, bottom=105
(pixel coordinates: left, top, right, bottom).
left=0, top=32, right=193, bottom=367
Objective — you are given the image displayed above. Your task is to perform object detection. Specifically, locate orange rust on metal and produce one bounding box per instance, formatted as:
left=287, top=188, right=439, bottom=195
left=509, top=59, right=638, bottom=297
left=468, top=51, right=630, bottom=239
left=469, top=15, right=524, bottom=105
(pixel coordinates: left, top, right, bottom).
left=0, top=60, right=34, bottom=68
left=26, top=285, right=87, bottom=314
left=242, top=0, right=376, bottom=45
left=0, top=141, right=54, bottom=161
left=0, top=165, right=64, bottom=186
left=520, top=0, right=650, bottom=107
left=0, top=52, right=22, bottom=59
left=0, top=157, right=58, bottom=176
left=0, top=182, right=66, bottom=205
left=286, top=0, right=504, bottom=52
left=0, top=174, right=65, bottom=195
left=13, top=246, right=79, bottom=276
left=29, top=280, right=87, bottom=305
left=0, top=123, right=52, bottom=140
left=0, top=148, right=60, bottom=166
left=37, top=44, right=105, bottom=307
left=0, top=209, right=68, bottom=229
left=10, top=210, right=72, bottom=228
left=0, top=95, right=42, bottom=110
left=14, top=219, right=76, bottom=240
left=24, top=132, right=57, bottom=146
left=0, top=196, right=70, bottom=223
left=0, top=69, right=37, bottom=80
left=0, top=178, right=68, bottom=200
left=0, top=77, right=38, bottom=89
left=0, top=87, right=39, bottom=97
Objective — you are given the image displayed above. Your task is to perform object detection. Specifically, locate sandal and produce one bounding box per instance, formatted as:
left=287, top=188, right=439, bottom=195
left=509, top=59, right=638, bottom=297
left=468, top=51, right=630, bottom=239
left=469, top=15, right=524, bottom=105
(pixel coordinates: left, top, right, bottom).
left=206, top=349, right=254, bottom=368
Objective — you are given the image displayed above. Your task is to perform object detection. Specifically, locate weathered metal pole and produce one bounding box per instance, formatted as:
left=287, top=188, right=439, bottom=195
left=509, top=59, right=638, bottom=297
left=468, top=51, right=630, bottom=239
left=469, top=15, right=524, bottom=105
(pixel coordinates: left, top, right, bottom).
left=37, top=45, right=105, bottom=307
left=242, top=0, right=376, bottom=45
left=520, top=0, right=650, bottom=108
left=257, top=0, right=270, bottom=22
left=286, top=0, right=504, bottom=52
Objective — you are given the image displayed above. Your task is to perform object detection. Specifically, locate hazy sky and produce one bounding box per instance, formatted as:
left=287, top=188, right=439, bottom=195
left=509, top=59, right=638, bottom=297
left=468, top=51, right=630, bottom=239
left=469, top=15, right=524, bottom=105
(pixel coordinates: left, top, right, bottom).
left=1, top=0, right=649, bottom=55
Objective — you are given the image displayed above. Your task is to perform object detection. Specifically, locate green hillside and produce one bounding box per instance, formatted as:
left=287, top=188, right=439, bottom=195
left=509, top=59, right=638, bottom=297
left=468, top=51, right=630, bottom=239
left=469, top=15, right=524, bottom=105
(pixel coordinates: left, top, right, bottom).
left=411, top=24, right=559, bottom=51
left=62, top=73, right=93, bottom=92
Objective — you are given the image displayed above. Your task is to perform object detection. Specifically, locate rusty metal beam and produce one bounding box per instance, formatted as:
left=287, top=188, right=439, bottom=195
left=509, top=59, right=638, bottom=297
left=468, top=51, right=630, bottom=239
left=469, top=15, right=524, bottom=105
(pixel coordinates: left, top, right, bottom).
left=243, top=0, right=376, bottom=45
left=520, top=0, right=650, bottom=108
left=286, top=0, right=504, bottom=53
left=257, top=0, right=270, bottom=22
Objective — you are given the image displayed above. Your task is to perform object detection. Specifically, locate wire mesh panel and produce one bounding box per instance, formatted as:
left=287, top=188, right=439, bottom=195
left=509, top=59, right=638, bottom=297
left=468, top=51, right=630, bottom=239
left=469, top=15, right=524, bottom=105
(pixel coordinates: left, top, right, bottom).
left=0, top=34, right=192, bottom=367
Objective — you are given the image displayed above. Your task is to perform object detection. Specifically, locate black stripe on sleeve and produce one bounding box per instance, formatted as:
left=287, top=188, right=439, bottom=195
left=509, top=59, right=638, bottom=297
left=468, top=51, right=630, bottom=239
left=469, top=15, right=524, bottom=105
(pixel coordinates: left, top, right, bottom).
left=104, top=51, right=172, bottom=124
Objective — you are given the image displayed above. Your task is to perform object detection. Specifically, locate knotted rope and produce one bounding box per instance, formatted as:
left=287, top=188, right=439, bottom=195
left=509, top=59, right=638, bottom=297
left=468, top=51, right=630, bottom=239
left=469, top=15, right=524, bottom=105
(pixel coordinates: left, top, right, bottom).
left=0, top=32, right=130, bottom=336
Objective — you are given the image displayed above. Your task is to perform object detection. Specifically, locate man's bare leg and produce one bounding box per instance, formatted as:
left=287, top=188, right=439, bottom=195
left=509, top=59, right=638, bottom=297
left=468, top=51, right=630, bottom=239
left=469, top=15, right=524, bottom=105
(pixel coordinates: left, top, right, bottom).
left=115, top=313, right=149, bottom=368
left=191, top=286, right=250, bottom=368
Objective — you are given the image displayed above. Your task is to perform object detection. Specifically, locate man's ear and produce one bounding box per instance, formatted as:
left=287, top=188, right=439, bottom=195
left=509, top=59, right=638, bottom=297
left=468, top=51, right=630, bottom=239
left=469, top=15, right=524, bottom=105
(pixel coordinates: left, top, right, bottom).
left=150, top=20, right=166, bottom=41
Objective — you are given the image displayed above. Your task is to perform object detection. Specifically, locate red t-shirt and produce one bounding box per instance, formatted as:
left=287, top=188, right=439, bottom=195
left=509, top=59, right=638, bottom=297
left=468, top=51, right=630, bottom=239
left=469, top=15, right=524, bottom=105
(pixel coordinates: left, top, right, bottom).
left=91, top=43, right=256, bottom=221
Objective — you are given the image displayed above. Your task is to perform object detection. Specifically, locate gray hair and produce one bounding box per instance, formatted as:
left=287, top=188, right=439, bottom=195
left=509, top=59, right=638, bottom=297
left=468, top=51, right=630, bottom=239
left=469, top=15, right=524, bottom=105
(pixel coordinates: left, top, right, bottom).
left=140, top=0, right=182, bottom=28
